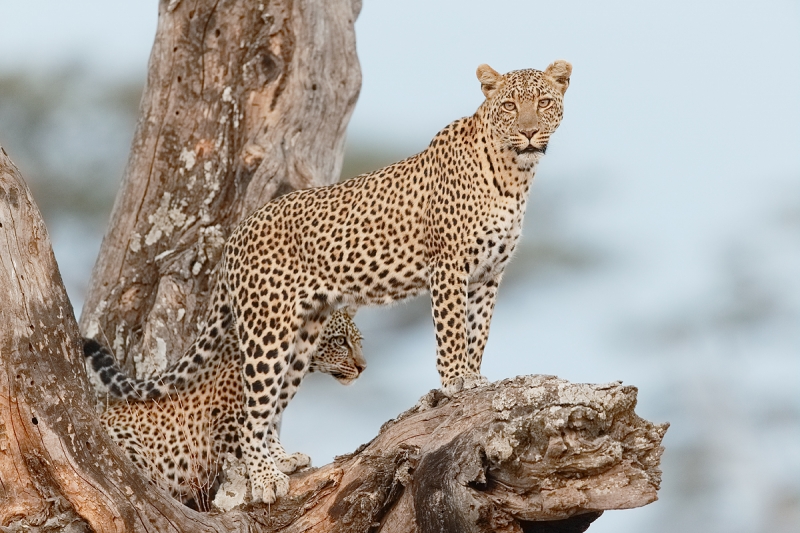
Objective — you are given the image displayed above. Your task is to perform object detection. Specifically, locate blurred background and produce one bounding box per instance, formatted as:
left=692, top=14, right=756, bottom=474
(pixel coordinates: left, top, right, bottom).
left=1, top=1, right=798, bottom=531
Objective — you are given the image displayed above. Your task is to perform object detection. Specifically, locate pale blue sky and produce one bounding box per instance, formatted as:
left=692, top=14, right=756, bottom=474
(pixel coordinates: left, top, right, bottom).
left=2, top=2, right=798, bottom=169
left=2, top=1, right=797, bottom=217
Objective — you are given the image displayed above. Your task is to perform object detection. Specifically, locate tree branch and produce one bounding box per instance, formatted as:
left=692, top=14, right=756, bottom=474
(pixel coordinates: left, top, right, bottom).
left=265, top=376, right=667, bottom=533
left=0, top=148, right=224, bottom=532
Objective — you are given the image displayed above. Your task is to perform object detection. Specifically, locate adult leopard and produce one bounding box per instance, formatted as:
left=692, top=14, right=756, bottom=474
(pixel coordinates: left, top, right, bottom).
left=89, top=60, right=571, bottom=503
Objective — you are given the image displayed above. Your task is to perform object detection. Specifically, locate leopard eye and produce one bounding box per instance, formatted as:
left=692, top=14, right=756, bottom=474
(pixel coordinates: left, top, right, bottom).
left=502, top=101, right=516, bottom=112
left=333, top=336, right=345, bottom=346
left=538, top=98, right=551, bottom=108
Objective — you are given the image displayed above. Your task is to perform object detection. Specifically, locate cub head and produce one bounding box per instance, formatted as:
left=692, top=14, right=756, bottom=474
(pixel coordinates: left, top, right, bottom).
left=476, top=60, right=571, bottom=166
left=308, top=308, right=366, bottom=385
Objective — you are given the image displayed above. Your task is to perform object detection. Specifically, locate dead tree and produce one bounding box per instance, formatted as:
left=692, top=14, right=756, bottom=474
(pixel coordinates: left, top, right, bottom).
left=0, top=0, right=667, bottom=531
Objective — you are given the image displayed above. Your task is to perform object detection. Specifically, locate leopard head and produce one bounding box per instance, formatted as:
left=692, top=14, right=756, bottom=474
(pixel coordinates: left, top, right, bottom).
left=308, top=308, right=366, bottom=385
left=476, top=60, right=571, bottom=167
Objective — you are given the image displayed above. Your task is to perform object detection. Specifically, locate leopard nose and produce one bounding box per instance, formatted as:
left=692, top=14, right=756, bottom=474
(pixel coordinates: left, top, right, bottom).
left=520, top=128, right=538, bottom=140
left=352, top=348, right=367, bottom=374
left=353, top=357, right=367, bottom=374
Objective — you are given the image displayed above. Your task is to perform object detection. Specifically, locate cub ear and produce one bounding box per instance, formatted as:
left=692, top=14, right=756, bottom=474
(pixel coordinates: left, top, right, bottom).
left=544, top=60, right=572, bottom=94
left=342, top=305, right=358, bottom=319
left=476, top=64, right=502, bottom=98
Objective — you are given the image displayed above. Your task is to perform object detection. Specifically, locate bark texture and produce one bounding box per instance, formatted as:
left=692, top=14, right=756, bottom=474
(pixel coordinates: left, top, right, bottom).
left=79, top=0, right=362, bottom=374
left=0, top=148, right=230, bottom=532
left=272, top=375, right=667, bottom=533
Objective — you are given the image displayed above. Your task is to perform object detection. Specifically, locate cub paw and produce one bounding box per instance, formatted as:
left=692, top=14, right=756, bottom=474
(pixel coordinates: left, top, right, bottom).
left=441, top=374, right=489, bottom=396
left=274, top=452, right=311, bottom=474
left=250, top=469, right=290, bottom=504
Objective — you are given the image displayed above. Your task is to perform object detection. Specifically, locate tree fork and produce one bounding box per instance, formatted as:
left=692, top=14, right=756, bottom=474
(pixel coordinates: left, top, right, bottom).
left=0, top=148, right=232, bottom=532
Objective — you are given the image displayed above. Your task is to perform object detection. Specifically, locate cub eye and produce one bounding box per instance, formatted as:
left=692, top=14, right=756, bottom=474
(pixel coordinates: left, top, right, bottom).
left=502, top=101, right=516, bottom=112
left=538, top=98, right=551, bottom=108
left=333, top=336, right=345, bottom=346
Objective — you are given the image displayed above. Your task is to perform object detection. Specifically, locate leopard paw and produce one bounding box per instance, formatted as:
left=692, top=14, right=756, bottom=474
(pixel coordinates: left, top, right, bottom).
left=250, top=469, right=290, bottom=504
left=274, top=452, right=311, bottom=474
left=441, top=374, right=489, bottom=396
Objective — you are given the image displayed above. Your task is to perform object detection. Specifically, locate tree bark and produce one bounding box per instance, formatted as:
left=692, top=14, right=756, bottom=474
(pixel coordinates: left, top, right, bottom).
left=1, top=0, right=669, bottom=531
left=0, top=148, right=239, bottom=532
left=273, top=375, right=667, bottom=533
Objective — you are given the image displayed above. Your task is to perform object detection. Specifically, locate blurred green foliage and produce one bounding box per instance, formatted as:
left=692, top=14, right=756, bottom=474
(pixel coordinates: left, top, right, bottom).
left=0, top=69, right=142, bottom=220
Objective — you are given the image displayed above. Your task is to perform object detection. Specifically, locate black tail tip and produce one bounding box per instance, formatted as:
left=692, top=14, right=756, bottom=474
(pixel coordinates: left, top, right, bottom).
left=82, top=337, right=103, bottom=358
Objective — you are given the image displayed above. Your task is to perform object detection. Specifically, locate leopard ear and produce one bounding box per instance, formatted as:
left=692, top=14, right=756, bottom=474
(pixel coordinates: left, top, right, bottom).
left=544, top=60, right=572, bottom=94
left=342, top=305, right=358, bottom=319
left=477, top=64, right=502, bottom=98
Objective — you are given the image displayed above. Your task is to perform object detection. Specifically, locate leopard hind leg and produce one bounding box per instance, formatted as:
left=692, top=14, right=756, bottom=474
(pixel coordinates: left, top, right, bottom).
left=83, top=276, right=234, bottom=400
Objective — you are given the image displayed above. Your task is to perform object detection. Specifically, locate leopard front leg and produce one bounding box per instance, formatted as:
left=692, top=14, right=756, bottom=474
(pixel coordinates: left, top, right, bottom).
left=430, top=262, right=484, bottom=396
left=265, top=425, right=310, bottom=474
left=465, top=275, right=501, bottom=376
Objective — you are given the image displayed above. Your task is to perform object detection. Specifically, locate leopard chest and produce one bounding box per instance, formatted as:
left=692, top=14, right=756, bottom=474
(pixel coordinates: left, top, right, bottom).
left=470, top=197, right=527, bottom=282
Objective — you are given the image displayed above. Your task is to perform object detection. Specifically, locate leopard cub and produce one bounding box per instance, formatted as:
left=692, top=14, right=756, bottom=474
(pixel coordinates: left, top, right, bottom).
left=85, top=309, right=364, bottom=509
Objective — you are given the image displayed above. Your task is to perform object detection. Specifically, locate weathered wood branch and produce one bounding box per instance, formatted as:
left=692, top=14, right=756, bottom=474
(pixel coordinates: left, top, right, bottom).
left=0, top=148, right=229, bottom=532
left=263, top=376, right=667, bottom=533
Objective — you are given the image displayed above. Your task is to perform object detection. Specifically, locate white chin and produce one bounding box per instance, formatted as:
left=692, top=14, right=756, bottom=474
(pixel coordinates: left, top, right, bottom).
left=516, top=151, right=543, bottom=167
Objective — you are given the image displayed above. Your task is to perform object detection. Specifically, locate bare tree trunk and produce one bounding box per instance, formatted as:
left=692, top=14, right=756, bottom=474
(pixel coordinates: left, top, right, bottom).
left=0, top=0, right=669, bottom=531
left=0, top=149, right=242, bottom=532
left=79, top=0, right=362, bottom=373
